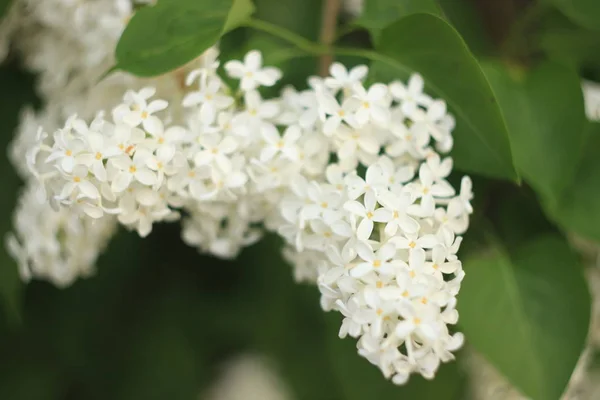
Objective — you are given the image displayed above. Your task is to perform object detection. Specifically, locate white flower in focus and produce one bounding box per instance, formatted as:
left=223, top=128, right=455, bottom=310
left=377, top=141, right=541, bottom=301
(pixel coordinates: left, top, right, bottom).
left=12, top=43, right=473, bottom=387
left=344, top=192, right=389, bottom=240
left=260, top=124, right=301, bottom=162
left=352, top=82, right=390, bottom=126
left=389, top=74, right=432, bottom=116
left=114, top=88, right=168, bottom=133
left=110, top=151, right=157, bottom=193
left=350, top=241, right=398, bottom=278
left=194, top=133, right=238, bottom=173
left=225, top=50, right=282, bottom=91
left=325, top=62, right=369, bottom=94
left=316, top=90, right=357, bottom=135
left=182, top=76, right=233, bottom=123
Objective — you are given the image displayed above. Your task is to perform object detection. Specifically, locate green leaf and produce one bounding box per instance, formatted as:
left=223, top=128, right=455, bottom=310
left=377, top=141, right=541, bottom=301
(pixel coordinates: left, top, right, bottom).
left=458, top=234, right=590, bottom=400
left=115, top=0, right=255, bottom=77
left=538, top=11, right=600, bottom=69
left=542, top=0, right=600, bottom=30
left=437, top=0, right=493, bottom=56
left=481, top=61, right=586, bottom=205
left=323, top=312, right=465, bottom=400
left=248, top=0, right=322, bottom=89
left=355, top=0, right=442, bottom=43
left=549, top=122, right=600, bottom=242
left=492, top=187, right=558, bottom=252
left=373, top=14, right=517, bottom=180
left=0, top=0, right=12, bottom=19
left=224, top=0, right=255, bottom=32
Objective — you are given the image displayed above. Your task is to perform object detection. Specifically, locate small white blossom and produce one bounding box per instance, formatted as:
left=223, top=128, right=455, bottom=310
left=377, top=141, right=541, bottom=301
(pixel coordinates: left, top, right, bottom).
left=224, top=50, right=282, bottom=91
left=10, top=42, right=472, bottom=387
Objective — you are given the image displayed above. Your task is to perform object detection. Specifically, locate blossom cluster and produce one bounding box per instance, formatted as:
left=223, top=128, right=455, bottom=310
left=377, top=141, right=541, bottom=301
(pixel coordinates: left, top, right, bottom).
left=5, top=0, right=209, bottom=287
left=18, top=44, right=473, bottom=382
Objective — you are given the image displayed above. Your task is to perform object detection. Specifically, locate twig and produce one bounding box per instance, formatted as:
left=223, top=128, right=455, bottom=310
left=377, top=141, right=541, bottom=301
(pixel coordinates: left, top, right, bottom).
left=318, top=0, right=342, bottom=76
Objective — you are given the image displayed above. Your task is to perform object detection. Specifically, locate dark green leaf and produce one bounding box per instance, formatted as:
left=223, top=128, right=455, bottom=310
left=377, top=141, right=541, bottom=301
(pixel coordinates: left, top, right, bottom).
left=548, top=122, right=600, bottom=242
left=538, top=13, right=600, bottom=69
left=492, top=187, right=558, bottom=252
left=438, top=0, right=494, bottom=56
left=224, top=0, right=255, bottom=32
left=355, top=0, right=442, bottom=43
left=115, top=0, right=255, bottom=77
left=0, top=0, right=11, bottom=19
left=373, top=14, right=517, bottom=180
left=459, top=234, right=590, bottom=400
left=542, top=0, right=600, bottom=30
left=481, top=61, right=586, bottom=205
left=248, top=0, right=322, bottom=89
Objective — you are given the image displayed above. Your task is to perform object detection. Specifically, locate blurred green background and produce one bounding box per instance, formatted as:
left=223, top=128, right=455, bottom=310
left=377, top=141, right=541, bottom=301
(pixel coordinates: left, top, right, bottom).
left=2, top=0, right=600, bottom=398
left=0, top=16, right=466, bottom=400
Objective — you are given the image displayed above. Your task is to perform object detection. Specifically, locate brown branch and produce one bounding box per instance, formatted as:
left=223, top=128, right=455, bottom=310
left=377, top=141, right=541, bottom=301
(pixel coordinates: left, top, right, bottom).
left=318, top=0, right=342, bottom=76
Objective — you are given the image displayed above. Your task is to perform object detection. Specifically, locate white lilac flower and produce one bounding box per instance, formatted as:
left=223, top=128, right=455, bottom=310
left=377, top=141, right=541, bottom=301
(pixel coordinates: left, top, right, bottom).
left=224, top=50, right=282, bottom=91
left=352, top=82, right=390, bottom=126
left=10, top=39, right=472, bottom=387
left=389, top=74, right=432, bottom=116
left=325, top=62, right=369, bottom=95
left=583, top=80, right=600, bottom=121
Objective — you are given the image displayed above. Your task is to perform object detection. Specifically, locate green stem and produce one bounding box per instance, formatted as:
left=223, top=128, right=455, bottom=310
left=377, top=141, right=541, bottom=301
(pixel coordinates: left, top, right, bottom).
left=243, top=19, right=328, bottom=55
left=333, top=47, right=411, bottom=74
left=333, top=23, right=360, bottom=42
left=244, top=18, right=408, bottom=75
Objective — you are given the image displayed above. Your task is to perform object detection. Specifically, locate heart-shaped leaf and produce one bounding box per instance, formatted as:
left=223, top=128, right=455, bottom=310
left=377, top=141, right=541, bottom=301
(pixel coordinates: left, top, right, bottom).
left=481, top=61, right=586, bottom=206
left=548, top=122, right=600, bottom=242
left=355, top=0, right=442, bottom=43
left=115, top=0, right=255, bottom=77
left=459, top=234, right=590, bottom=400
left=372, top=14, right=517, bottom=180
left=542, top=0, right=600, bottom=30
